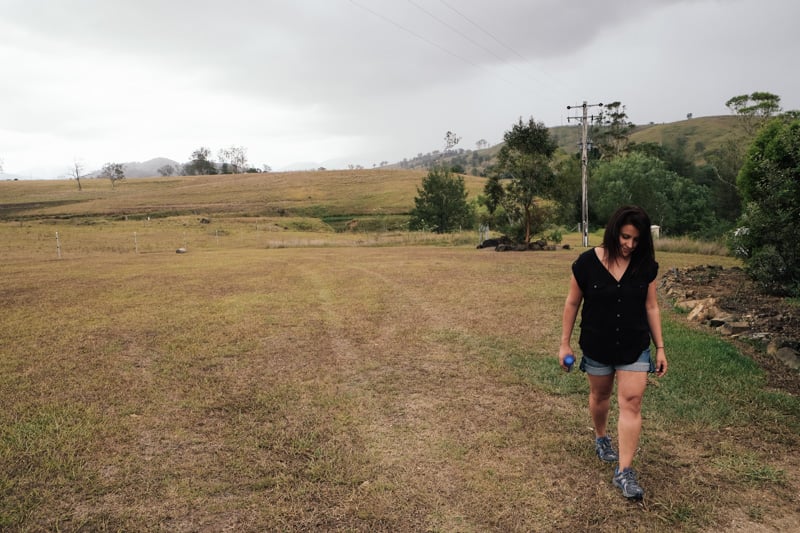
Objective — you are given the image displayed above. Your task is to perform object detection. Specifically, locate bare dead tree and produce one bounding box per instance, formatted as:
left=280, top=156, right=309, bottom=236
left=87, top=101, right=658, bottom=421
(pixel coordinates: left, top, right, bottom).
left=70, top=160, right=83, bottom=191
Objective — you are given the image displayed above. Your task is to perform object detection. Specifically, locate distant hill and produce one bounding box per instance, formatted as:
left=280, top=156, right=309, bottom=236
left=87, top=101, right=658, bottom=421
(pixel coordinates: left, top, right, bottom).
left=86, top=157, right=181, bottom=179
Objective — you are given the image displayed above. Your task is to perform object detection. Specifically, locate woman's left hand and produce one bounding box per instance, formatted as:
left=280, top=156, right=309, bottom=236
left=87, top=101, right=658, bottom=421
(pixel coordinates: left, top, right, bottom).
left=655, top=348, right=668, bottom=377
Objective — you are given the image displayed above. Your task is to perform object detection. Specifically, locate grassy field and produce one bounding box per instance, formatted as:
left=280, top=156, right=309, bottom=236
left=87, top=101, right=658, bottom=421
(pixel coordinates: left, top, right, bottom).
left=0, top=169, right=489, bottom=220
left=1, top=173, right=798, bottom=531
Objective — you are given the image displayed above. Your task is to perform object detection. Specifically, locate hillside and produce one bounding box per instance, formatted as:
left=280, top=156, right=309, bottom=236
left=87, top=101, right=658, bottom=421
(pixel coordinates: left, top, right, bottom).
left=0, top=115, right=744, bottom=226
left=0, top=168, right=490, bottom=232
left=549, top=115, right=741, bottom=155
left=85, top=157, right=181, bottom=179
left=399, top=115, right=744, bottom=175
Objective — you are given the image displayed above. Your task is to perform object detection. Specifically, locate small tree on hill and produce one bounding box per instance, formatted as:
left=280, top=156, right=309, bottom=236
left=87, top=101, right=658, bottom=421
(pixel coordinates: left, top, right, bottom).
left=410, top=166, right=474, bottom=233
left=726, top=92, right=782, bottom=136
left=218, top=145, right=248, bottom=174
left=157, top=164, right=176, bottom=176
left=101, top=162, right=125, bottom=189
left=444, top=131, right=461, bottom=153
left=185, top=147, right=217, bottom=175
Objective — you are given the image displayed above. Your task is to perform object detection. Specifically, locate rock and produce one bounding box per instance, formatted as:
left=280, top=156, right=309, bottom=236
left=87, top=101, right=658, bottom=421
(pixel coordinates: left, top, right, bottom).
left=478, top=237, right=509, bottom=249
left=717, top=322, right=750, bottom=336
left=775, top=347, right=800, bottom=370
left=708, top=314, right=736, bottom=328
left=767, top=338, right=797, bottom=355
left=676, top=298, right=721, bottom=319
left=675, top=299, right=702, bottom=312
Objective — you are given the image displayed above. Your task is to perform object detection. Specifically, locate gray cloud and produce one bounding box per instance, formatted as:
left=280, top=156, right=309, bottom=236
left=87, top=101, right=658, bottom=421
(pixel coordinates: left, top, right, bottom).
left=1, top=0, right=798, bottom=176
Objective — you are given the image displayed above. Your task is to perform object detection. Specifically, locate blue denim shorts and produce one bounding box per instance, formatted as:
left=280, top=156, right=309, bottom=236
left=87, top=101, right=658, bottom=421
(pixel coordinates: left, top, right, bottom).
left=580, top=348, right=655, bottom=376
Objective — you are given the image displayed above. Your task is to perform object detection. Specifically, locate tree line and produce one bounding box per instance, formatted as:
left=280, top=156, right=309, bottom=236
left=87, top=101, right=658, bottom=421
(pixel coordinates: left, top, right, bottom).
left=65, top=145, right=270, bottom=190
left=410, top=92, right=800, bottom=296
left=162, top=146, right=269, bottom=177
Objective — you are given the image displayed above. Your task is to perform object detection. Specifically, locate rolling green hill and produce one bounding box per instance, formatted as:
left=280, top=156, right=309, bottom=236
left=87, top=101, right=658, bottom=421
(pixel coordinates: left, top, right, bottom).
left=551, top=114, right=742, bottom=159
left=405, top=114, right=746, bottom=175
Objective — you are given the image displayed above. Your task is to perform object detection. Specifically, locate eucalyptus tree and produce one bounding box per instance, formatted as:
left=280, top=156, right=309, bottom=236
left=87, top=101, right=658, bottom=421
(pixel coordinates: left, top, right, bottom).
left=101, top=162, right=125, bottom=189
left=591, top=101, right=635, bottom=160
left=492, top=117, right=557, bottom=243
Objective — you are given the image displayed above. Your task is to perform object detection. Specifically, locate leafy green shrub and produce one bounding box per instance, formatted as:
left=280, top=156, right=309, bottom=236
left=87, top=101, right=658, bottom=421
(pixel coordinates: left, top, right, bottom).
left=410, top=167, right=475, bottom=233
left=731, top=116, right=800, bottom=295
left=544, top=226, right=563, bottom=244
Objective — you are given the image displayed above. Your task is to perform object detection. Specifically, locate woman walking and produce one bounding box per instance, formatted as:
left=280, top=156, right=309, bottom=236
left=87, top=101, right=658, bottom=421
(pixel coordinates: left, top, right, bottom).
left=559, top=205, right=668, bottom=500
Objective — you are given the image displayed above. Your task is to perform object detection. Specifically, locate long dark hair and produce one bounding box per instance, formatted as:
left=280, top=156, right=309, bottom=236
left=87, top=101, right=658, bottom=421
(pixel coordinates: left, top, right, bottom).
left=602, top=205, right=655, bottom=273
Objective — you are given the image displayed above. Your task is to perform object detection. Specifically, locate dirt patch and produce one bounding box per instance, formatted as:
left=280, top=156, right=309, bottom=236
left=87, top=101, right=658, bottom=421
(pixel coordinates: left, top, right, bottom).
left=661, top=265, right=800, bottom=395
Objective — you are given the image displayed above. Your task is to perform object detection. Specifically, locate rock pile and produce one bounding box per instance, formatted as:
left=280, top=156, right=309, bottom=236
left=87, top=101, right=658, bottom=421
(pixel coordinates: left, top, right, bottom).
left=660, top=265, right=800, bottom=371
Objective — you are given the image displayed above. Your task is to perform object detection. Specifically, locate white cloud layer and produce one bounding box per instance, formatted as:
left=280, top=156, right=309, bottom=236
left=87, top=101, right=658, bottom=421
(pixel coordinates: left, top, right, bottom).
left=1, top=0, right=799, bottom=177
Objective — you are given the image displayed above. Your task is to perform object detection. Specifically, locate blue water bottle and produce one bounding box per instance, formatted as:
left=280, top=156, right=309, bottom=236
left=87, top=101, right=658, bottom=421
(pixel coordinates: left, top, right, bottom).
left=564, top=354, right=575, bottom=372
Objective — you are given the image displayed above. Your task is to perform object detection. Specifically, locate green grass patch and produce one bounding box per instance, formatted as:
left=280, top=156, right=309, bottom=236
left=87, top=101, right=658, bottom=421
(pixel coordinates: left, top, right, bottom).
left=510, top=350, right=589, bottom=397
left=0, top=404, right=110, bottom=528
left=322, top=214, right=411, bottom=232
left=647, top=319, right=799, bottom=430
left=510, top=315, right=798, bottom=431
left=712, top=452, right=787, bottom=486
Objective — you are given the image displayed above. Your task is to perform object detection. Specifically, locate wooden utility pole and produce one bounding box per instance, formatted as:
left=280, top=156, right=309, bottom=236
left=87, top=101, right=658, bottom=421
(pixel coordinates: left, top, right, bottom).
left=567, top=101, right=603, bottom=247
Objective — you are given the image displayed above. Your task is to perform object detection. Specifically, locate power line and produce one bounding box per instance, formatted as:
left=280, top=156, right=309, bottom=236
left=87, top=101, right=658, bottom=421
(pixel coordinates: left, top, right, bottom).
left=407, top=0, right=508, bottom=65
left=349, top=0, right=573, bottom=120
left=437, top=0, right=526, bottom=63
left=437, top=0, right=567, bottom=93
left=348, top=0, right=483, bottom=70
left=351, top=0, right=544, bottom=96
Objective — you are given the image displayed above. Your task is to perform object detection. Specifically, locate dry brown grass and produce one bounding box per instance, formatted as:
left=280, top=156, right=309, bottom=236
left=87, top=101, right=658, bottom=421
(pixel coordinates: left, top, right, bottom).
left=2, top=235, right=798, bottom=531
left=1, top=175, right=798, bottom=531
left=0, top=169, right=486, bottom=220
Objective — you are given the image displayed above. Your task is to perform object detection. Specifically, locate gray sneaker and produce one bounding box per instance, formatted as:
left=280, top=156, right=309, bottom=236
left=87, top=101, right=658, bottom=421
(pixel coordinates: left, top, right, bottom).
left=595, top=436, right=618, bottom=462
left=613, top=467, right=645, bottom=500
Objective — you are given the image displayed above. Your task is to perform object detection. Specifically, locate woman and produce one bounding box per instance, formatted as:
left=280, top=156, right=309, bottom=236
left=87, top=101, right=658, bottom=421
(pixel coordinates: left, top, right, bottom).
left=559, top=205, right=667, bottom=500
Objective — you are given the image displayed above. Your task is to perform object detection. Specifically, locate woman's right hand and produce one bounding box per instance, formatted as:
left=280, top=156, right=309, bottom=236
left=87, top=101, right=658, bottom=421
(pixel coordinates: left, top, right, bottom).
left=558, top=345, right=574, bottom=371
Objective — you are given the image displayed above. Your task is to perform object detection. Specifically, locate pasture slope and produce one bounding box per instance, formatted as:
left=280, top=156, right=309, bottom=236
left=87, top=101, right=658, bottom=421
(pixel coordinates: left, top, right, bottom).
left=0, top=170, right=798, bottom=531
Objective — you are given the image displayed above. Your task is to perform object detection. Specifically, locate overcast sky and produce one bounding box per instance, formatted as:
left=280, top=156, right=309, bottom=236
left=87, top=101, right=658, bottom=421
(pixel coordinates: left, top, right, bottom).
left=2, top=0, right=799, bottom=178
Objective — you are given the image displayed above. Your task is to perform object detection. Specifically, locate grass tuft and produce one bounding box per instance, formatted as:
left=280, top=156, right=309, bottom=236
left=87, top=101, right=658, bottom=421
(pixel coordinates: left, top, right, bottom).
left=655, top=236, right=729, bottom=256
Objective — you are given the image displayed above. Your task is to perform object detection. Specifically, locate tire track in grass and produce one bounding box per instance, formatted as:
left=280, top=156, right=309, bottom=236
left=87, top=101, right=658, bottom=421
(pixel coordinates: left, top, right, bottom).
left=295, top=251, right=584, bottom=531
